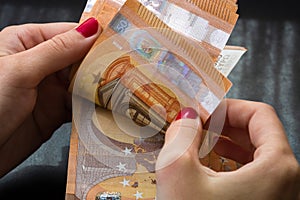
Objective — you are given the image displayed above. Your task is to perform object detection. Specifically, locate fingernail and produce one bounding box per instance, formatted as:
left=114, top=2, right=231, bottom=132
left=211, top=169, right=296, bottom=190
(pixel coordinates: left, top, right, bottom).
left=76, top=17, right=99, bottom=38
left=175, top=107, right=198, bottom=121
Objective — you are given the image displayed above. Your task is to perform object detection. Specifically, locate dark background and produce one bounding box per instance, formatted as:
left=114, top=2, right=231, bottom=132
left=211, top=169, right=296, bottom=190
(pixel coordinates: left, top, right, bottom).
left=0, top=0, right=299, bottom=199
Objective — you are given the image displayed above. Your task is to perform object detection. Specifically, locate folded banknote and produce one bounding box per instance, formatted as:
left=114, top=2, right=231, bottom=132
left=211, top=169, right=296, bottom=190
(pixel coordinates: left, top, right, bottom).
left=66, top=1, right=246, bottom=200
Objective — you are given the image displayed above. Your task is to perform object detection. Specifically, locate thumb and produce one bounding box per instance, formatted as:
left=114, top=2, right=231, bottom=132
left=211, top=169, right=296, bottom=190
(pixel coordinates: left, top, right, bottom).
left=7, top=17, right=101, bottom=86
left=156, top=107, right=202, bottom=171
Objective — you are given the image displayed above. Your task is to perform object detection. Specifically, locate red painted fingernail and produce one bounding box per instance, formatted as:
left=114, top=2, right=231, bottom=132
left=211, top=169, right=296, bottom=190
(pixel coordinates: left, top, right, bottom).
left=76, top=17, right=99, bottom=38
left=175, top=107, right=198, bottom=121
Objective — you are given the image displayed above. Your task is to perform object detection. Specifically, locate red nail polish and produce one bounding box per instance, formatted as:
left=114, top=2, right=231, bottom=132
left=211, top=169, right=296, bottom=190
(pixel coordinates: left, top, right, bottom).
left=175, top=107, right=198, bottom=121
left=76, top=17, right=99, bottom=38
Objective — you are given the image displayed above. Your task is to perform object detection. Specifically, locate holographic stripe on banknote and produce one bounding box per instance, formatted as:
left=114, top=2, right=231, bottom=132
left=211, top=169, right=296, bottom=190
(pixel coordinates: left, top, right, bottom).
left=138, top=0, right=237, bottom=60
left=79, top=0, right=232, bottom=122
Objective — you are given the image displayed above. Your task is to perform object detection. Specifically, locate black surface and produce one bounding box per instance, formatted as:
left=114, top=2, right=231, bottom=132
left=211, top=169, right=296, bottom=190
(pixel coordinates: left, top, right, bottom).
left=0, top=0, right=86, bottom=29
left=0, top=0, right=299, bottom=199
left=238, top=0, right=299, bottom=20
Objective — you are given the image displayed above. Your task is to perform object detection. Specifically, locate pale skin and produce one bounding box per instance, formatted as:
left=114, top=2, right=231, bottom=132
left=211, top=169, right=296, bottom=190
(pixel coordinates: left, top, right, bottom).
left=0, top=22, right=101, bottom=177
left=0, top=22, right=299, bottom=199
left=156, top=99, right=300, bottom=200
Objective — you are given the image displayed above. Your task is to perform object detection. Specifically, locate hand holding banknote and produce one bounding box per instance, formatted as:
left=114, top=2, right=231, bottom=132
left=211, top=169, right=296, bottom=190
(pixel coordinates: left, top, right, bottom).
left=156, top=99, right=300, bottom=200
left=0, top=18, right=101, bottom=177
left=0, top=16, right=299, bottom=200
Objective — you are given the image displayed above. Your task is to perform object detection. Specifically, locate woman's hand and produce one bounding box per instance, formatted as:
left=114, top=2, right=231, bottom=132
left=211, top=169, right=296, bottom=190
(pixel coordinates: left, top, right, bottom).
left=0, top=17, right=101, bottom=177
left=156, top=99, right=300, bottom=200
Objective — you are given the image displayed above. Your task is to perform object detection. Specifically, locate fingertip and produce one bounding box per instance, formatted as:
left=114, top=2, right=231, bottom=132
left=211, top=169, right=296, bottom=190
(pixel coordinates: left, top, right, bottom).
left=175, top=107, right=199, bottom=121
left=12, top=20, right=102, bottom=85
left=75, top=17, right=101, bottom=38
left=156, top=108, right=202, bottom=171
left=165, top=107, right=202, bottom=145
left=164, top=118, right=201, bottom=144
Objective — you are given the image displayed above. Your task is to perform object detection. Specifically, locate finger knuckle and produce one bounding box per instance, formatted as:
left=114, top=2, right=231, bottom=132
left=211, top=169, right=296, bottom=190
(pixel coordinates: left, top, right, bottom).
left=178, top=151, right=195, bottom=164
left=285, top=158, right=300, bottom=177
left=47, top=34, right=72, bottom=53
left=269, top=155, right=299, bottom=180
left=251, top=101, right=276, bottom=113
left=1, top=25, right=18, bottom=33
left=1, top=24, right=30, bottom=34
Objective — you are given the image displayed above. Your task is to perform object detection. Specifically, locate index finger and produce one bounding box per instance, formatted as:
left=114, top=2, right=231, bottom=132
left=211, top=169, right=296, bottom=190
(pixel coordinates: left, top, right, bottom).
left=0, top=23, right=77, bottom=54
left=225, top=99, right=289, bottom=150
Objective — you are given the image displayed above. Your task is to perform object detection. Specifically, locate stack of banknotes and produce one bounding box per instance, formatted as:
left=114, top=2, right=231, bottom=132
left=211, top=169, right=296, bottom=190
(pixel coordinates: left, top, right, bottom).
left=66, top=0, right=247, bottom=199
